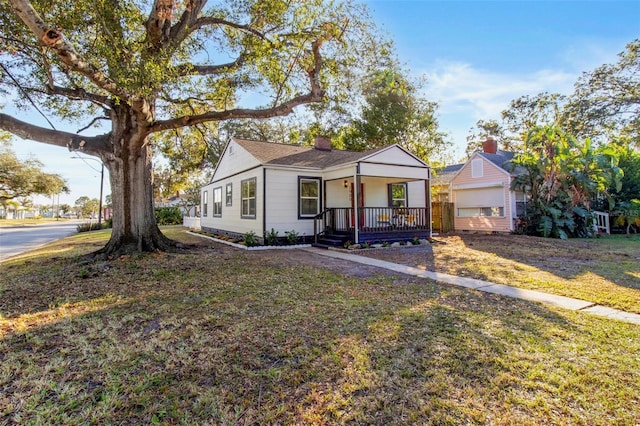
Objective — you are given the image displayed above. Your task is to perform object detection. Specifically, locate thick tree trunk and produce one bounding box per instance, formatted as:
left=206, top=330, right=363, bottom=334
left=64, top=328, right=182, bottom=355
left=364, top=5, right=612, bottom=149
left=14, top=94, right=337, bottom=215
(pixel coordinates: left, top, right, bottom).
left=92, top=107, right=177, bottom=258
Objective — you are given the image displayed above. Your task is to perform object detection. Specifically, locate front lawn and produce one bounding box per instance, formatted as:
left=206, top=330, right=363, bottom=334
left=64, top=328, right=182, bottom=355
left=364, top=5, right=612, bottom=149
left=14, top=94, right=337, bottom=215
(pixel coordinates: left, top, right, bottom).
left=1, top=229, right=639, bottom=424
left=362, top=233, right=640, bottom=313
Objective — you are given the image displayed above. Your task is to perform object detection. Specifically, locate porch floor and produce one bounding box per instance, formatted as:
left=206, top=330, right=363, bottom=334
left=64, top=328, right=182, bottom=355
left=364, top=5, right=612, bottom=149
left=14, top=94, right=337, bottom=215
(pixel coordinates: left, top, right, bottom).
left=315, top=228, right=430, bottom=247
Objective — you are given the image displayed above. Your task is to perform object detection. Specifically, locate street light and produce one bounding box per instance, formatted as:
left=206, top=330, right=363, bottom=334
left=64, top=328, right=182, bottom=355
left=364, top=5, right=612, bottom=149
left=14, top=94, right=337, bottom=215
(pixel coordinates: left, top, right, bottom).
left=71, top=156, right=104, bottom=226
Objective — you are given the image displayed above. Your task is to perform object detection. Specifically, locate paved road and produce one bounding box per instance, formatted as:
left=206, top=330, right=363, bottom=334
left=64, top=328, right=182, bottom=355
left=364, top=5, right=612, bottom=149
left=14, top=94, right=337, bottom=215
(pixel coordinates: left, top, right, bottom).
left=0, top=221, right=81, bottom=262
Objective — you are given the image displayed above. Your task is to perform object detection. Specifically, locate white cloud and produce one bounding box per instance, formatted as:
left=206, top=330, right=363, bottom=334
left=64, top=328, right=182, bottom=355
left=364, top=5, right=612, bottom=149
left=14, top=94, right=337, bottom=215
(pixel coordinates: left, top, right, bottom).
left=416, top=61, right=579, bottom=158
left=424, top=60, right=577, bottom=120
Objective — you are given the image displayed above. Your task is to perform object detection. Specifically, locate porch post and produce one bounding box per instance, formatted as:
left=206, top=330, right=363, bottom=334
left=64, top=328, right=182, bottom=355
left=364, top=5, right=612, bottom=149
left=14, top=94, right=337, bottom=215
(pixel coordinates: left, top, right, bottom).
left=426, top=170, right=432, bottom=238
left=354, top=167, right=359, bottom=244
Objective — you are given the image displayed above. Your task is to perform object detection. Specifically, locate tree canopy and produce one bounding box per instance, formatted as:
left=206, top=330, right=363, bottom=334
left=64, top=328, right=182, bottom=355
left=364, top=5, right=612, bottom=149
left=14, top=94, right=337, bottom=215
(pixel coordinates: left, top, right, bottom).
left=511, top=126, right=623, bottom=239
left=336, top=68, right=449, bottom=163
left=0, top=146, right=68, bottom=204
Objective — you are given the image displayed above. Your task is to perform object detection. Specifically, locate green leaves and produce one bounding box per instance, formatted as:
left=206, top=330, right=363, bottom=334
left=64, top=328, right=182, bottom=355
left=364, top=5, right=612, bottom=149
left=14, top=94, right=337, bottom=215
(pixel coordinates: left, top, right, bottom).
left=338, top=67, right=449, bottom=163
left=512, top=125, right=623, bottom=239
left=0, top=147, right=68, bottom=202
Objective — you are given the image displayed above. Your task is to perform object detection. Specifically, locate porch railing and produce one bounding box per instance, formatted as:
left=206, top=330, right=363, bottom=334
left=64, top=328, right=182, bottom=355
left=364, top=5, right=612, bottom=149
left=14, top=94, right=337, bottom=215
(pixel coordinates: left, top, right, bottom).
left=314, top=207, right=429, bottom=242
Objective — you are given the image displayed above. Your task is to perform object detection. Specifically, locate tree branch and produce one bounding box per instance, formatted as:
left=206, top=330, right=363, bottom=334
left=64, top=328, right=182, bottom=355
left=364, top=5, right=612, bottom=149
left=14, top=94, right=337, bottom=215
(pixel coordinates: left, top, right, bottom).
left=77, top=116, right=110, bottom=133
left=45, top=84, right=111, bottom=106
left=0, top=113, right=110, bottom=155
left=9, top=0, right=135, bottom=102
left=167, top=0, right=207, bottom=46
left=146, top=0, right=175, bottom=46
left=191, top=16, right=269, bottom=40
left=149, top=40, right=325, bottom=133
left=174, top=55, right=246, bottom=77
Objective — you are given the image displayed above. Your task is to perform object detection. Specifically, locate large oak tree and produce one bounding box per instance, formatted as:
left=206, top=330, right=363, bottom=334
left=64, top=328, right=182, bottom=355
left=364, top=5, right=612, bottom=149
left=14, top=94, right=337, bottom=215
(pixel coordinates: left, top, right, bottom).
left=0, top=0, right=376, bottom=257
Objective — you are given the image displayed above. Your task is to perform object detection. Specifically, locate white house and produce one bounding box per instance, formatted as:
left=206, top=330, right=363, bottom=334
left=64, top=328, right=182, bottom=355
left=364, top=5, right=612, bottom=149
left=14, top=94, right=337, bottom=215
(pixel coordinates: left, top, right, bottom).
left=200, top=137, right=432, bottom=245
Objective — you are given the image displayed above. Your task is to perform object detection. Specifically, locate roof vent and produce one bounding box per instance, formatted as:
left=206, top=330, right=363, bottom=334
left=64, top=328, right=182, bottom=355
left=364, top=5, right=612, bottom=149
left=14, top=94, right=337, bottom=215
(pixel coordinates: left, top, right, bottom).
left=314, top=135, right=332, bottom=151
left=482, top=137, right=498, bottom=154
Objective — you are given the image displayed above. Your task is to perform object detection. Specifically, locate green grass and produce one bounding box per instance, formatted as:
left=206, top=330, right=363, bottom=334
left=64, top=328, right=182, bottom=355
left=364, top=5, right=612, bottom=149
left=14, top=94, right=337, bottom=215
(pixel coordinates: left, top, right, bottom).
left=1, top=229, right=639, bottom=424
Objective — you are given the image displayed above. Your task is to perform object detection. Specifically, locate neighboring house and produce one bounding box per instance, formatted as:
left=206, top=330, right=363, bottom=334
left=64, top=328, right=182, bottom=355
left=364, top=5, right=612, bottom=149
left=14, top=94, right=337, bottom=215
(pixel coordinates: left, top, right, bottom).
left=431, top=163, right=463, bottom=203
left=156, top=193, right=199, bottom=217
left=441, top=138, right=527, bottom=233
left=200, top=137, right=432, bottom=245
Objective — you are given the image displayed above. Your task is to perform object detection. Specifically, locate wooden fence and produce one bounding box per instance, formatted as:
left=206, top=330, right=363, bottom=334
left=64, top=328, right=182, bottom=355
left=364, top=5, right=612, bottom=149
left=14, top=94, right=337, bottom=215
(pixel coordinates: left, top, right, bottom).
left=432, top=202, right=454, bottom=234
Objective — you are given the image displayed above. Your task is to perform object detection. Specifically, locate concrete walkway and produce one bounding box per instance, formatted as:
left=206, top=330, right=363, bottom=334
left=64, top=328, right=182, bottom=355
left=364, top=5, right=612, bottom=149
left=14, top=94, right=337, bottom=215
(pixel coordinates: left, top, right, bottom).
left=303, top=247, right=640, bottom=326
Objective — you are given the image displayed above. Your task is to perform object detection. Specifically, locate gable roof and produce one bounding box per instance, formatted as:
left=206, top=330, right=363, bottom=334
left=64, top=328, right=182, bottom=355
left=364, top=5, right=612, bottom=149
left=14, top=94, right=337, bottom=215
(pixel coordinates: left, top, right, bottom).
left=478, top=150, right=516, bottom=171
left=233, top=138, right=408, bottom=169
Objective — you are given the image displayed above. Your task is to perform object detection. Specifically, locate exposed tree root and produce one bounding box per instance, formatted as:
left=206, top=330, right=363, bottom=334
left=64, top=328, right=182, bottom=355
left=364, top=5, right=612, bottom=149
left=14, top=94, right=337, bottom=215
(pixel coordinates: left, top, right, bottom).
left=87, top=228, right=184, bottom=260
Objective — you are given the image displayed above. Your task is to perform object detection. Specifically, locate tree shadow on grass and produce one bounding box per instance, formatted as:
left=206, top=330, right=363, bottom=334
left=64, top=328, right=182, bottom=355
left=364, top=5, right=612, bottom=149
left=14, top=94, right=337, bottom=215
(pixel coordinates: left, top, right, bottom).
left=451, top=233, right=640, bottom=289
left=3, top=246, right=639, bottom=424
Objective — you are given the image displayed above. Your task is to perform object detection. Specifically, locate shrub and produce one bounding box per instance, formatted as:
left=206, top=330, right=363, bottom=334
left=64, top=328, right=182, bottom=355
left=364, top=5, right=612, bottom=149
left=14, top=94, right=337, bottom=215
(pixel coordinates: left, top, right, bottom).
left=265, top=228, right=280, bottom=246
left=77, top=222, right=103, bottom=232
left=155, top=207, right=183, bottom=225
left=285, top=230, right=299, bottom=245
left=243, top=231, right=259, bottom=247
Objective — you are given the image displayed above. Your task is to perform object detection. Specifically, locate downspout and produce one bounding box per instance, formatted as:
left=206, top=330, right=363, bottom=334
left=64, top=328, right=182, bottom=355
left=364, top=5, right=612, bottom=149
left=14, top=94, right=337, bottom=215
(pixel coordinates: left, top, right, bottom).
left=354, top=164, right=359, bottom=244
left=507, top=175, right=513, bottom=232
left=427, top=168, right=432, bottom=238
left=262, top=168, right=267, bottom=244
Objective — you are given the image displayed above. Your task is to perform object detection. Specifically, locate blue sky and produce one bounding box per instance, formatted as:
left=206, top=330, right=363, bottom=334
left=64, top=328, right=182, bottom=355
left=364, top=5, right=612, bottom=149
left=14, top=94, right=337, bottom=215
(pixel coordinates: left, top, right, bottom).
left=9, top=0, right=640, bottom=205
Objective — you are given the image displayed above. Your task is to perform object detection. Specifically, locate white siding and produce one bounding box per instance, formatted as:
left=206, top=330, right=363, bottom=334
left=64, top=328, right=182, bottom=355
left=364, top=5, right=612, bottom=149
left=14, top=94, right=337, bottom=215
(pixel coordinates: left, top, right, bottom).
left=326, top=179, right=351, bottom=208
left=407, top=181, right=427, bottom=207
left=264, top=169, right=322, bottom=237
left=211, top=139, right=261, bottom=181
left=365, top=146, right=425, bottom=167
left=323, top=165, right=356, bottom=181
left=201, top=168, right=264, bottom=236
left=359, top=162, right=428, bottom=180
left=360, top=177, right=388, bottom=207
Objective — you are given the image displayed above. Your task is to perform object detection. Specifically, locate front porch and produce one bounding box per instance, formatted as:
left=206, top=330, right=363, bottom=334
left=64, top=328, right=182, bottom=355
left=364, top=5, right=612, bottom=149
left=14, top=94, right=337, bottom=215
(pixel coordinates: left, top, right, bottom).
left=314, top=207, right=431, bottom=246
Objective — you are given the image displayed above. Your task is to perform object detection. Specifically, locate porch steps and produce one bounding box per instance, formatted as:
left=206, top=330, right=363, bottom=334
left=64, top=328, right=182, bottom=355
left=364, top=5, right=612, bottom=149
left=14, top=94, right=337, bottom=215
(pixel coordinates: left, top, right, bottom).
left=314, top=232, right=351, bottom=248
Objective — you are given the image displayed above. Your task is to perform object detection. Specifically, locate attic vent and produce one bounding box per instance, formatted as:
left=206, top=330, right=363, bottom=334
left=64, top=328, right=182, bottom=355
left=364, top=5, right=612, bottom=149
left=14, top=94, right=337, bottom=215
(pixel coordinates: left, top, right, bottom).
left=228, top=145, right=234, bottom=155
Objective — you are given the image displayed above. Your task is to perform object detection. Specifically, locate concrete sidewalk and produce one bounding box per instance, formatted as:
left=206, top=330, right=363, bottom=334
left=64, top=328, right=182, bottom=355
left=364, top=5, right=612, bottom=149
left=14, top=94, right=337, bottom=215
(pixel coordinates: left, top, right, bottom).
left=303, top=247, right=640, bottom=326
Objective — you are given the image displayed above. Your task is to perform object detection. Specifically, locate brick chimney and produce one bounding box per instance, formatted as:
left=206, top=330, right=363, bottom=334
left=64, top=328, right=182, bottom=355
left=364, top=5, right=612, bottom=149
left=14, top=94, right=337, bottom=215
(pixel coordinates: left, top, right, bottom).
left=314, top=135, right=332, bottom=151
left=482, top=137, right=498, bottom=154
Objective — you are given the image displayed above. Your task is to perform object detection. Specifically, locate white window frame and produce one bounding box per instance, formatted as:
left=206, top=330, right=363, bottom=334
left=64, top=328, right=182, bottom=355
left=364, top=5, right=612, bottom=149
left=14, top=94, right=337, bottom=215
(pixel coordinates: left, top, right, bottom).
left=389, top=183, right=407, bottom=208
left=202, top=190, right=208, bottom=217
left=457, top=206, right=505, bottom=217
left=225, top=183, right=233, bottom=206
left=299, top=177, right=321, bottom=218
left=212, top=186, right=222, bottom=217
left=241, top=178, right=257, bottom=219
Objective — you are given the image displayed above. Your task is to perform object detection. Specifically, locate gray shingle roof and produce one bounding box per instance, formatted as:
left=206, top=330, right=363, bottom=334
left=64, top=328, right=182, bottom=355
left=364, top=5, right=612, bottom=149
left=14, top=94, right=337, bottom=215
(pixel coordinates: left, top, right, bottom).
left=233, top=138, right=388, bottom=169
left=435, top=150, right=525, bottom=180
left=479, top=151, right=527, bottom=175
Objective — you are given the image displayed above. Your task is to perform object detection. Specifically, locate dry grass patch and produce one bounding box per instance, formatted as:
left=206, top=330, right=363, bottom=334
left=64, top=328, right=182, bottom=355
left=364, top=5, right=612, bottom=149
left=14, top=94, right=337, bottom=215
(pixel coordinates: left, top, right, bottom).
left=1, top=228, right=639, bottom=424
left=361, top=233, right=640, bottom=313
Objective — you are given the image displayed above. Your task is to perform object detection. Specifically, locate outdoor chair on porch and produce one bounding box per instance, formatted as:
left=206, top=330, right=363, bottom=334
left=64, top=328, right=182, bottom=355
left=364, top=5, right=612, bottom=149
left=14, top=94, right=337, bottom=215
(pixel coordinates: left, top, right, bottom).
left=377, top=213, right=391, bottom=227
left=405, top=215, right=416, bottom=227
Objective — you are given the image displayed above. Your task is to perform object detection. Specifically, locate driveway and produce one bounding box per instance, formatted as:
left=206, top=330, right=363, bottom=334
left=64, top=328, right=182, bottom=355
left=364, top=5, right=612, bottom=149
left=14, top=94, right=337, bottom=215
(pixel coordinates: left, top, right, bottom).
left=0, top=221, right=80, bottom=262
